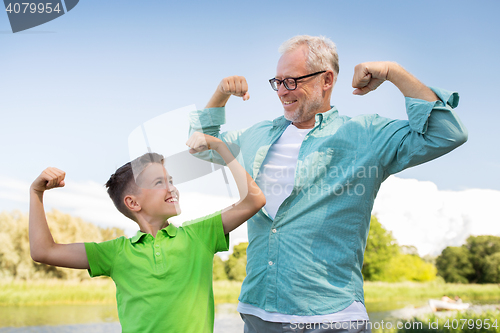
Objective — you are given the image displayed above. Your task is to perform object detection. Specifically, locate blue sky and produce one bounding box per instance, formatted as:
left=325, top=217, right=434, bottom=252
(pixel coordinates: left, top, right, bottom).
left=1, top=1, right=499, bottom=228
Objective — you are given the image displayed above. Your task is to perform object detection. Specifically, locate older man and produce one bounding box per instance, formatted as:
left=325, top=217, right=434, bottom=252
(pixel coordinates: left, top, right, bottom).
left=189, top=35, right=467, bottom=332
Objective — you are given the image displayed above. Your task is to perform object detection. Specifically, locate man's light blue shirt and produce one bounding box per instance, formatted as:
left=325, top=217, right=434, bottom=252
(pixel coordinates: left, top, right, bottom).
left=189, top=87, right=467, bottom=315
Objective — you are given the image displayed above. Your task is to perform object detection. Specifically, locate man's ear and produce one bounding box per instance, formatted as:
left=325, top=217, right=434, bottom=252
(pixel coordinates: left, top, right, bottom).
left=323, top=70, right=335, bottom=90
left=124, top=195, right=141, bottom=212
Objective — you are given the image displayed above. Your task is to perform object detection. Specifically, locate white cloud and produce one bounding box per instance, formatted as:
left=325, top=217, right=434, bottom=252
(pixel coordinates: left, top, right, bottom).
left=372, top=176, right=500, bottom=256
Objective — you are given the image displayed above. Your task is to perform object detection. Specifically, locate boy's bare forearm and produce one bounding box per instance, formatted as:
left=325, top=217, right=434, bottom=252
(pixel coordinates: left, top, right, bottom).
left=214, top=144, right=266, bottom=234
left=29, top=189, right=56, bottom=263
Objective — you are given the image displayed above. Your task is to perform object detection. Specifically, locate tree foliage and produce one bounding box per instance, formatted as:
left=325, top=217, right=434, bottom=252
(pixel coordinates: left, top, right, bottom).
left=436, top=235, right=500, bottom=284
left=379, top=253, right=437, bottom=282
left=466, top=235, right=500, bottom=283
left=435, top=246, right=473, bottom=283
left=213, top=255, right=228, bottom=281
left=362, top=216, right=436, bottom=282
left=0, top=210, right=124, bottom=280
left=225, top=242, right=248, bottom=281
left=362, top=216, right=399, bottom=281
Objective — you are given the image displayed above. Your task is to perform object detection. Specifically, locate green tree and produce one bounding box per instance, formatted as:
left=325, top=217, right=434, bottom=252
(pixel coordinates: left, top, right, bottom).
left=362, top=216, right=399, bottom=281
left=0, top=210, right=125, bottom=280
left=435, top=246, right=474, bottom=283
left=483, top=252, right=500, bottom=283
left=466, top=235, right=500, bottom=283
left=380, top=253, right=437, bottom=282
left=213, top=255, right=228, bottom=280
left=226, top=242, right=248, bottom=281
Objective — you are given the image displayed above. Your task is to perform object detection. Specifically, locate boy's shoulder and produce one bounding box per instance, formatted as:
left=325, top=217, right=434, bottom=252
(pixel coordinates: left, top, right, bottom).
left=180, top=210, right=222, bottom=229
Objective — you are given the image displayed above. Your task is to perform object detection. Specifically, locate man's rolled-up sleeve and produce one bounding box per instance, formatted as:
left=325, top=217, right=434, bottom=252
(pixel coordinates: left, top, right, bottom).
left=371, top=87, right=468, bottom=176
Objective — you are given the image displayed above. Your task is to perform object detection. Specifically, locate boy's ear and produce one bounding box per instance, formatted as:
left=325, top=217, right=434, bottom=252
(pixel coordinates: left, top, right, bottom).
left=124, top=195, right=141, bottom=212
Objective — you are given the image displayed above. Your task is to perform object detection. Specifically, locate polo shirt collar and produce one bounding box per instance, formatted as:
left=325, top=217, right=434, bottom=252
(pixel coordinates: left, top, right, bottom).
left=130, top=223, right=178, bottom=243
left=163, top=223, right=178, bottom=237
left=131, top=231, right=147, bottom=243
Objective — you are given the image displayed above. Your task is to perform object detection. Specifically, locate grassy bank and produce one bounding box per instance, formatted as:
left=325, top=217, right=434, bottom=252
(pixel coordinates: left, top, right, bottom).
left=0, top=279, right=242, bottom=306
left=364, top=281, right=500, bottom=303
left=0, top=279, right=116, bottom=306
left=2, top=280, right=500, bottom=306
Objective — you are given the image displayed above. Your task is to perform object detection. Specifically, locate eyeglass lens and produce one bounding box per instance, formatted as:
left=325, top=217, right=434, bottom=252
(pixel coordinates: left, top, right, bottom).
left=271, top=78, right=296, bottom=91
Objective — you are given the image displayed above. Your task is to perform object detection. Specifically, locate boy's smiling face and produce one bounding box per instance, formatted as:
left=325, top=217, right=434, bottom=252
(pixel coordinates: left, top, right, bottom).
left=134, top=163, right=181, bottom=220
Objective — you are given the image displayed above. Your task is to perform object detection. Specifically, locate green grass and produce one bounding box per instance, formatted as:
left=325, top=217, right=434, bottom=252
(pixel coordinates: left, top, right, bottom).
left=213, top=280, right=242, bottom=304
left=364, top=281, right=500, bottom=303
left=0, top=279, right=117, bottom=306
left=0, top=279, right=242, bottom=306
left=2, top=279, right=500, bottom=307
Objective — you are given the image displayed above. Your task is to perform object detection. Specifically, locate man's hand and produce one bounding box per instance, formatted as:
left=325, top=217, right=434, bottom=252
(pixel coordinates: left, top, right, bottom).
left=352, top=61, right=393, bottom=96
left=218, top=76, right=250, bottom=100
left=205, top=76, right=249, bottom=108
left=31, top=168, right=66, bottom=194
left=353, top=61, right=438, bottom=101
left=186, top=132, right=224, bottom=154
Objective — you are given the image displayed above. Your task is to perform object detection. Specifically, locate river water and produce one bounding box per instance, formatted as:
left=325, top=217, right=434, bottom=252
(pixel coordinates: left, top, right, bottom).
left=0, top=303, right=244, bottom=333
left=0, top=320, right=245, bottom=333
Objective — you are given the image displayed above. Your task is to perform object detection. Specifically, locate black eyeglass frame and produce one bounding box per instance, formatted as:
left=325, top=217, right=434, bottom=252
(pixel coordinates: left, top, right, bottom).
left=269, top=71, right=327, bottom=91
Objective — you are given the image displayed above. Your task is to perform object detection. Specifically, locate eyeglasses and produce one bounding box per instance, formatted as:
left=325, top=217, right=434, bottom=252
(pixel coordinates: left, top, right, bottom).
left=269, top=71, right=326, bottom=91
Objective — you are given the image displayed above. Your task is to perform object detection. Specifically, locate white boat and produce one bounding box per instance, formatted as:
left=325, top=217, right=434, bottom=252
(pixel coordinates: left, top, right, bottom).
left=428, top=299, right=470, bottom=311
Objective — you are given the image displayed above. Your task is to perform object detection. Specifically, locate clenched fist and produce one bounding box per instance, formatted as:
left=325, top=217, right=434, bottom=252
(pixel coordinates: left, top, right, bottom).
left=186, top=132, right=224, bottom=154
left=31, top=167, right=66, bottom=193
left=352, top=61, right=395, bottom=96
left=217, top=76, right=250, bottom=101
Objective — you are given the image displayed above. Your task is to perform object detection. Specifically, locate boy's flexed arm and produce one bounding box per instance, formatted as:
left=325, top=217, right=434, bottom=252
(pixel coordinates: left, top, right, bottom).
left=186, top=132, right=265, bottom=234
left=29, top=168, right=90, bottom=269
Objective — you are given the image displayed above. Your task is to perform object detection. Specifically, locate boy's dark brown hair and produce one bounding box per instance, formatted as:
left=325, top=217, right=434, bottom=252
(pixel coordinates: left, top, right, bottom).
left=105, top=152, right=164, bottom=221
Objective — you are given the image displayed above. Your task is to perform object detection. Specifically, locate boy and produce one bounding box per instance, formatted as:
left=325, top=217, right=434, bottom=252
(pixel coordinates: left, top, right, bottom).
left=29, top=132, right=266, bottom=333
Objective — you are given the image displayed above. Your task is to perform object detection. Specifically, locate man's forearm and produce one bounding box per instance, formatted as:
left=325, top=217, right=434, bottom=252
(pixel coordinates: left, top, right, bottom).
left=387, top=63, right=439, bottom=102
left=205, top=89, right=231, bottom=108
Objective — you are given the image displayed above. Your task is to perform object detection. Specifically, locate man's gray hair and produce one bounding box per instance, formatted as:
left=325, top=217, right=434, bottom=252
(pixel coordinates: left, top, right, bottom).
left=279, top=35, right=339, bottom=78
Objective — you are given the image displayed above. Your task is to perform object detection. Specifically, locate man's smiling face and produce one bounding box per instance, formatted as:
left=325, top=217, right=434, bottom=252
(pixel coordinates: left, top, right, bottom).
left=275, top=45, right=324, bottom=128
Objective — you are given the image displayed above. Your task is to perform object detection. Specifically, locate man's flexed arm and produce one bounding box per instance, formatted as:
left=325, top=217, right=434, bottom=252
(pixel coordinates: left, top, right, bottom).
left=353, top=62, right=468, bottom=175
left=205, top=76, right=250, bottom=108
left=29, top=168, right=89, bottom=269
left=190, top=76, right=252, bottom=166
left=352, top=61, right=438, bottom=102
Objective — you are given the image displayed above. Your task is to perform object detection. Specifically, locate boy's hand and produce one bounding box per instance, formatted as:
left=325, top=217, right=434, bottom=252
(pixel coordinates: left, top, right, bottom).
left=186, top=132, right=224, bottom=154
left=31, top=167, right=66, bottom=194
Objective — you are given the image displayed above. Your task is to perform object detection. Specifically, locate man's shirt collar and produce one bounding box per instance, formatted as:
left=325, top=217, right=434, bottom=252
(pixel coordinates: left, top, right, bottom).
left=272, top=106, right=339, bottom=129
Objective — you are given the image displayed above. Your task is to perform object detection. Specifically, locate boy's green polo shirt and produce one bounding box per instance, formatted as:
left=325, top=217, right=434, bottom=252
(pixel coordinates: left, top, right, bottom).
left=84, top=211, right=229, bottom=333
